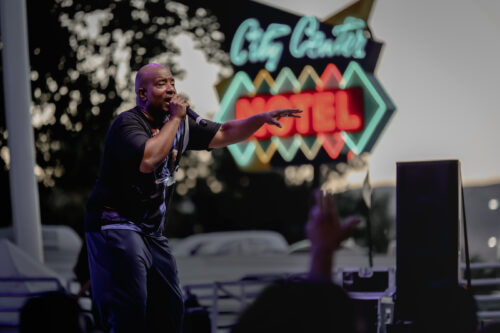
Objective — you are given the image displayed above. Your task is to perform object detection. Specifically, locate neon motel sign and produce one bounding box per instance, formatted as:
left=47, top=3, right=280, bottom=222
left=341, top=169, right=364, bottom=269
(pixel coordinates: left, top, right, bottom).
left=215, top=16, right=395, bottom=169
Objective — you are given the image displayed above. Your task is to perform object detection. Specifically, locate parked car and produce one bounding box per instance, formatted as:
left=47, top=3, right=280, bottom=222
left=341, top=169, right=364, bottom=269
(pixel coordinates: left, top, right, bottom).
left=172, top=231, right=394, bottom=285
left=288, top=237, right=365, bottom=255
left=172, top=230, right=289, bottom=257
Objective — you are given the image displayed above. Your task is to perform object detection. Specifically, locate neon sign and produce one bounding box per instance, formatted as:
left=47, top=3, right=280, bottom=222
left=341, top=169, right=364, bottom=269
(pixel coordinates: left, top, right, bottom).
left=231, top=16, right=368, bottom=72
left=216, top=3, right=395, bottom=169
left=235, top=89, right=364, bottom=139
left=214, top=62, right=395, bottom=168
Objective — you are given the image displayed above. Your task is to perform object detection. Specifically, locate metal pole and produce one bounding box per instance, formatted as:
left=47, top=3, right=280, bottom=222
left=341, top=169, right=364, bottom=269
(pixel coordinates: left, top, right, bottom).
left=312, top=163, right=321, bottom=188
left=0, top=0, right=43, bottom=262
left=366, top=202, right=374, bottom=268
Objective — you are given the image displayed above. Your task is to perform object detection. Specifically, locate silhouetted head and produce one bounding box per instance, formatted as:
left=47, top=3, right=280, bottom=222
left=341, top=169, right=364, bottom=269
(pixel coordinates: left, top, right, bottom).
left=20, top=291, right=85, bottom=333
left=232, top=281, right=358, bottom=333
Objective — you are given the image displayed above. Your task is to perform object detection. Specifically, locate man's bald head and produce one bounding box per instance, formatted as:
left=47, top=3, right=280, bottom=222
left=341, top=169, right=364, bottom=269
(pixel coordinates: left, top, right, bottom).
left=134, top=63, right=177, bottom=121
left=135, top=64, right=169, bottom=94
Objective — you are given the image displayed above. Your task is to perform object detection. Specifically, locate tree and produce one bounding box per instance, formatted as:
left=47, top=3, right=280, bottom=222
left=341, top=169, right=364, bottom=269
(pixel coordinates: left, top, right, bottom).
left=0, top=0, right=231, bottom=234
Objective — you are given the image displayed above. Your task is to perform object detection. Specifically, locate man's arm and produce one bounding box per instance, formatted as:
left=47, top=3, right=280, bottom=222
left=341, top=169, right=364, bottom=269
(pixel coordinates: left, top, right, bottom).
left=208, top=108, right=301, bottom=149
left=139, top=95, right=187, bottom=173
left=140, top=117, right=183, bottom=173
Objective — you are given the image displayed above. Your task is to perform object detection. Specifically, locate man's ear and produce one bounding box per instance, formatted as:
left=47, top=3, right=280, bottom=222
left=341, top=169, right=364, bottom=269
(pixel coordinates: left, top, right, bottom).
left=138, top=87, right=147, bottom=102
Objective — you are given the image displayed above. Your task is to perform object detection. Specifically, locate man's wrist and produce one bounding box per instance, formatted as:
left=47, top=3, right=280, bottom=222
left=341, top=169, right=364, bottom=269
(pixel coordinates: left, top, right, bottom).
left=254, top=112, right=266, bottom=125
left=308, top=248, right=334, bottom=282
left=167, top=114, right=184, bottom=123
left=310, top=244, right=337, bottom=256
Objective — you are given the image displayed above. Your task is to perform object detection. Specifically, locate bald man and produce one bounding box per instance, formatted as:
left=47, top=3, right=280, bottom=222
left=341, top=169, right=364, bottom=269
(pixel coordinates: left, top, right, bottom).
left=84, top=64, right=300, bottom=332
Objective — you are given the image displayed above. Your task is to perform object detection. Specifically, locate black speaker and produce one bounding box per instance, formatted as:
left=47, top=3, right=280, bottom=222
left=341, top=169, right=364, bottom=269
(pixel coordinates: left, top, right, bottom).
left=395, top=160, right=461, bottom=322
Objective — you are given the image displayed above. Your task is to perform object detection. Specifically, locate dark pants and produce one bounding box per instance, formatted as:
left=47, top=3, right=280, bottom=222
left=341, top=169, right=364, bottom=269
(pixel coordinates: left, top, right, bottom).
left=86, top=229, right=184, bottom=333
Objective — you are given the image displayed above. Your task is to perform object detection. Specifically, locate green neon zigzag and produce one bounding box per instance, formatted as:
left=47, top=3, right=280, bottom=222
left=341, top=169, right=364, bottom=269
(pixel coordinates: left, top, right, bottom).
left=271, top=135, right=302, bottom=162
left=270, top=67, right=301, bottom=95
left=215, top=72, right=257, bottom=166
left=341, top=61, right=387, bottom=155
left=269, top=68, right=303, bottom=161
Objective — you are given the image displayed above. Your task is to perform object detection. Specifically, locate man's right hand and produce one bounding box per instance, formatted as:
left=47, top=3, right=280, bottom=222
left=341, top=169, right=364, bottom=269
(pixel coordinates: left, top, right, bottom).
left=168, top=94, right=188, bottom=120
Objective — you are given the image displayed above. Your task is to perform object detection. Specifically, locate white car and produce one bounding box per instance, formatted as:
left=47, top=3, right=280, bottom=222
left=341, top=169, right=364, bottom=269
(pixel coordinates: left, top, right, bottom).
left=172, top=230, right=289, bottom=257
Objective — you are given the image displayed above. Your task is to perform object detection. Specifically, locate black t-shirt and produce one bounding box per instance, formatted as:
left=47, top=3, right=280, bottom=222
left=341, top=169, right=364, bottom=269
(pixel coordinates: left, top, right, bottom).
left=85, top=107, right=221, bottom=233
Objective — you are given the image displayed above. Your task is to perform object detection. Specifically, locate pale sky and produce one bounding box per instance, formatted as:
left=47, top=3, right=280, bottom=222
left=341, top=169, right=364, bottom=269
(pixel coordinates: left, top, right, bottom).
left=175, top=0, right=500, bottom=185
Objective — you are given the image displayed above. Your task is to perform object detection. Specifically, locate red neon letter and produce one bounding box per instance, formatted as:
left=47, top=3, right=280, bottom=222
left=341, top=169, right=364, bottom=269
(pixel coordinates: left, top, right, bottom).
left=312, top=91, right=336, bottom=133
left=336, top=88, right=363, bottom=131
left=236, top=96, right=269, bottom=139
left=290, top=93, right=314, bottom=136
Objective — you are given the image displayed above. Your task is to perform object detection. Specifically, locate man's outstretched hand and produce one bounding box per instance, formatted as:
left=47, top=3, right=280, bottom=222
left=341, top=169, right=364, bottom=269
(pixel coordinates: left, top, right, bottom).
left=261, top=108, right=302, bottom=128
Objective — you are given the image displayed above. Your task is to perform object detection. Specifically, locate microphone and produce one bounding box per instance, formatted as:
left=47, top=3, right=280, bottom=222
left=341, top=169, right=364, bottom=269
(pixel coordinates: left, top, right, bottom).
left=187, top=107, right=207, bottom=127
